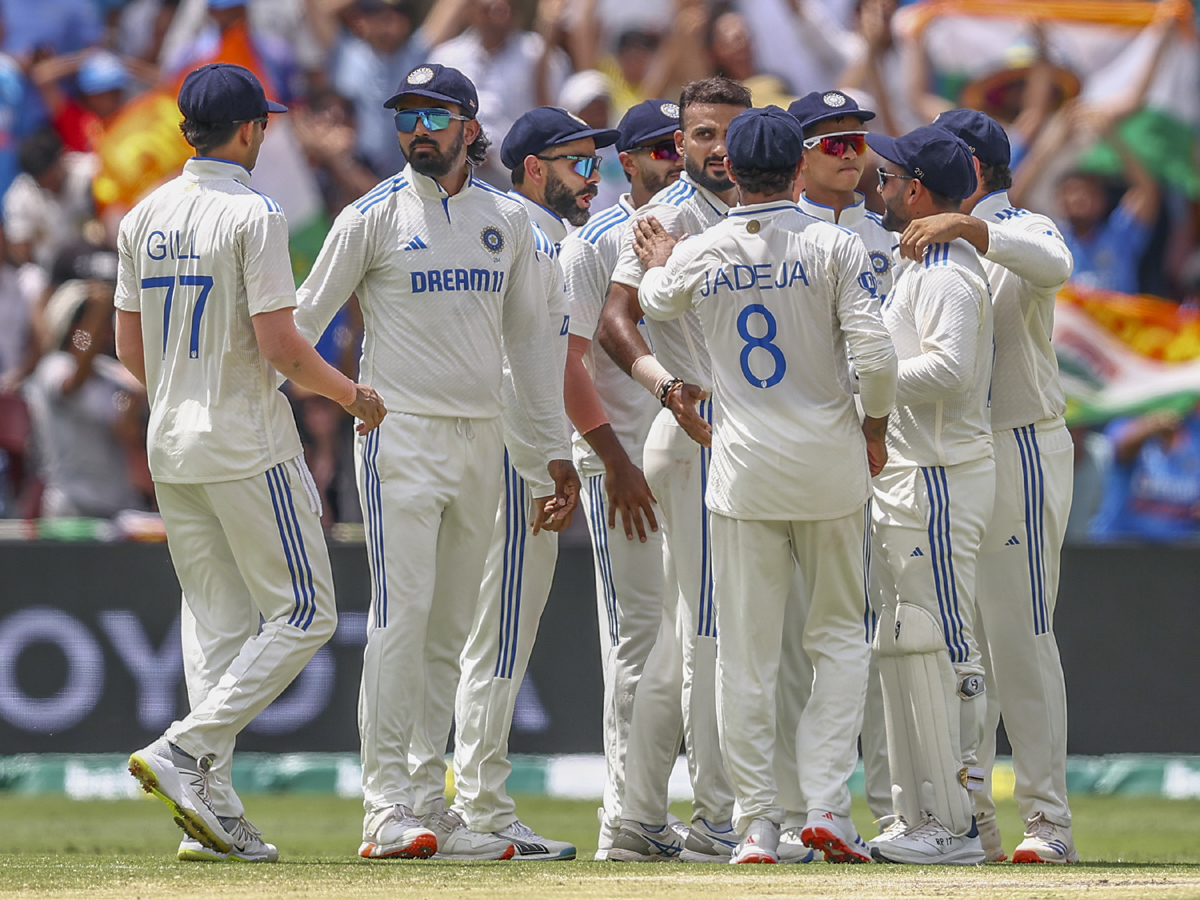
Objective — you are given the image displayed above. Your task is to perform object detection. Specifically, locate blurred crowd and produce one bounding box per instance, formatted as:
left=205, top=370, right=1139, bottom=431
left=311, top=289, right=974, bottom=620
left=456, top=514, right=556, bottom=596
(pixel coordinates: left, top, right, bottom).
left=0, top=0, right=1197, bottom=540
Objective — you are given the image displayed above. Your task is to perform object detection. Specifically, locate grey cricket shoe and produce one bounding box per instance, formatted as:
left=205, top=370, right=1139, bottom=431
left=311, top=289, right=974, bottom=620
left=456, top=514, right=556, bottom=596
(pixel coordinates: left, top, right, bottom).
left=421, top=800, right=515, bottom=860
left=178, top=816, right=279, bottom=862
left=128, top=738, right=232, bottom=853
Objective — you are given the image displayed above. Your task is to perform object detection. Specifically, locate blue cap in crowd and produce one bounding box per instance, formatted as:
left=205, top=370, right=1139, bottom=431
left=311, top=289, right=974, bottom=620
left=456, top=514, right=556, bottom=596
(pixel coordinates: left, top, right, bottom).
left=78, top=51, right=128, bottom=96
left=384, top=64, right=478, bottom=118
left=787, top=90, right=875, bottom=133
left=725, top=106, right=805, bottom=170
left=866, top=125, right=977, bottom=200
left=207, top=0, right=247, bottom=8
left=178, top=63, right=287, bottom=124
left=500, top=106, right=620, bottom=170
left=616, top=99, right=679, bottom=152
left=933, top=108, right=1010, bottom=168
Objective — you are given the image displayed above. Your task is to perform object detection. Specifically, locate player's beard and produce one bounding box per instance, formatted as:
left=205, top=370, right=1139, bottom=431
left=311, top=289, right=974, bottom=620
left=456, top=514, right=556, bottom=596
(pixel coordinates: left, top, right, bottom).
left=544, top=168, right=597, bottom=227
left=685, top=153, right=733, bottom=195
left=641, top=165, right=680, bottom=198
left=880, top=189, right=911, bottom=234
left=406, top=128, right=465, bottom=179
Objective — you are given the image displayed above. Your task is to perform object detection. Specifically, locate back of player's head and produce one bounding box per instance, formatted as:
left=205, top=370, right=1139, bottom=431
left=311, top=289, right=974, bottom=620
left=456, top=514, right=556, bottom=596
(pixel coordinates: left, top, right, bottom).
left=178, top=63, right=286, bottom=124
left=18, top=128, right=63, bottom=178
left=725, top=106, right=804, bottom=195
left=933, top=108, right=1013, bottom=194
left=678, top=76, right=751, bottom=131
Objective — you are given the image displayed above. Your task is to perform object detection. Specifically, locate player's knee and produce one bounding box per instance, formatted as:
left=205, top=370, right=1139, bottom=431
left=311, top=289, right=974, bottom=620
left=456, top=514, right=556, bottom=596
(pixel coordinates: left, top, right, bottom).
left=302, top=603, right=338, bottom=645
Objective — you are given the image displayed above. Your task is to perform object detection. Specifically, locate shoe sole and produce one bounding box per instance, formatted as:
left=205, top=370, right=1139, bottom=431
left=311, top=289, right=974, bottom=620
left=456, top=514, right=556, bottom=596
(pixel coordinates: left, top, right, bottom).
left=871, top=845, right=985, bottom=865
left=178, top=848, right=276, bottom=863
left=128, top=753, right=232, bottom=854
left=431, top=844, right=517, bottom=861
left=731, top=853, right=777, bottom=864
left=800, top=826, right=871, bottom=864
left=986, top=851, right=1009, bottom=863
left=359, top=833, right=439, bottom=859
left=509, top=848, right=577, bottom=861
left=1011, top=848, right=1076, bottom=864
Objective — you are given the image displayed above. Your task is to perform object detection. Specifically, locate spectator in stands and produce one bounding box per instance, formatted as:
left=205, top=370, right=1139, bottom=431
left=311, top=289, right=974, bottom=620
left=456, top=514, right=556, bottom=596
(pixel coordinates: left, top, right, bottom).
left=31, top=50, right=136, bottom=152
left=1089, top=405, right=1200, bottom=543
left=3, top=128, right=95, bottom=271
left=1, top=0, right=103, bottom=58
left=705, top=6, right=794, bottom=108
left=0, top=13, right=28, bottom=201
left=22, top=245, right=146, bottom=518
left=293, top=89, right=378, bottom=216
left=730, top=0, right=855, bottom=101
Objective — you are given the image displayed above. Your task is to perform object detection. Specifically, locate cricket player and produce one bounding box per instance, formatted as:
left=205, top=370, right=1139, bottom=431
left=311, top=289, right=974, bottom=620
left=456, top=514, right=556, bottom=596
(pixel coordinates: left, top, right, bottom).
left=120, top=63, right=386, bottom=861
left=634, top=105, right=896, bottom=865
left=293, top=64, right=579, bottom=861
left=556, top=99, right=684, bottom=859
left=864, top=125, right=994, bottom=865
left=596, top=77, right=751, bottom=862
left=450, top=105, right=620, bottom=861
left=786, top=89, right=895, bottom=830
left=913, top=108, right=1077, bottom=864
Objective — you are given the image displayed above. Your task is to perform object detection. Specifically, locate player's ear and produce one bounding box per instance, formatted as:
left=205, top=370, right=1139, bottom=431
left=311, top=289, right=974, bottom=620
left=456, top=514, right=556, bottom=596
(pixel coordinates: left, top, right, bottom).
left=464, top=117, right=481, bottom=145
left=618, top=150, right=637, bottom=181
left=524, top=154, right=546, bottom=186
left=724, top=157, right=736, bottom=185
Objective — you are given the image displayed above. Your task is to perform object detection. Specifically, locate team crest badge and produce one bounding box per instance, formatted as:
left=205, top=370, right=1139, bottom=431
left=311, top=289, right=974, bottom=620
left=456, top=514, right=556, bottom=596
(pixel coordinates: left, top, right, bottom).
left=407, top=67, right=434, bottom=85
left=869, top=251, right=890, bottom=277
left=822, top=92, right=846, bottom=108
left=481, top=226, right=505, bottom=253
left=660, top=102, right=680, bottom=119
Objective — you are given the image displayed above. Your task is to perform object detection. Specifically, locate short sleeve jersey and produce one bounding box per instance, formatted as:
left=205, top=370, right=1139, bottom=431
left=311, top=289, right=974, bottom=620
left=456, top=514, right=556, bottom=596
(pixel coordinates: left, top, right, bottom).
left=114, top=157, right=303, bottom=483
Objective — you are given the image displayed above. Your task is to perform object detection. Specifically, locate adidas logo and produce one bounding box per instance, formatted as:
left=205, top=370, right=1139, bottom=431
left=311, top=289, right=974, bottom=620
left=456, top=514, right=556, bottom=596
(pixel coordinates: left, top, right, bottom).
left=1005, top=535, right=1020, bottom=546
left=910, top=547, right=924, bottom=557
left=822, top=812, right=834, bottom=821
left=511, top=839, right=548, bottom=855
left=403, top=235, right=428, bottom=251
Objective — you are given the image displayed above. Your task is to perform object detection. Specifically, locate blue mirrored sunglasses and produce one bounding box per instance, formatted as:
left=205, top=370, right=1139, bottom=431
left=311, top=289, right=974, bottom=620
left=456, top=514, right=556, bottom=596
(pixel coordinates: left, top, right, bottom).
left=394, top=108, right=471, bottom=133
left=536, top=154, right=602, bottom=179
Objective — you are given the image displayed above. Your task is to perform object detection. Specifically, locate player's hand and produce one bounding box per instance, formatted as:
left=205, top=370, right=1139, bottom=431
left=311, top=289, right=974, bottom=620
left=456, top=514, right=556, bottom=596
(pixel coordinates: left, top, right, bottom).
left=862, top=414, right=888, bottom=477
left=666, top=382, right=712, bottom=447
left=899, top=213, right=967, bottom=262
left=533, top=459, right=581, bottom=535
left=342, top=384, right=387, bottom=434
left=604, top=456, right=658, bottom=542
left=632, top=216, right=679, bottom=270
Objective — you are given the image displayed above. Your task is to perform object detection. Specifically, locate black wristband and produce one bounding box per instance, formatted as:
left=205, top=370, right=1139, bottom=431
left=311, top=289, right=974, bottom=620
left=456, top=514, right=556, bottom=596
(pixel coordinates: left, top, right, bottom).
left=659, top=378, right=684, bottom=407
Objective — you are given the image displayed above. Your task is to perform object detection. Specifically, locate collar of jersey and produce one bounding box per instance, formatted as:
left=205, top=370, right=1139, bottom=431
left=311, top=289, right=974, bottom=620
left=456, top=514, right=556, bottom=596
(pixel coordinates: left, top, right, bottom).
left=185, top=156, right=251, bottom=185
left=727, top=199, right=798, bottom=218
left=798, top=190, right=866, bottom=226
left=406, top=162, right=483, bottom=201
left=507, top=189, right=569, bottom=242
left=972, top=189, right=1012, bottom=222
left=618, top=193, right=636, bottom=217
left=679, top=171, right=731, bottom=216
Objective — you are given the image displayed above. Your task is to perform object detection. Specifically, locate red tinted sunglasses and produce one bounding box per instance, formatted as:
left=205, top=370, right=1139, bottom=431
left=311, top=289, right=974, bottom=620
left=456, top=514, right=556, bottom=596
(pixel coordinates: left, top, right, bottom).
left=803, top=131, right=867, bottom=157
left=633, top=139, right=680, bottom=162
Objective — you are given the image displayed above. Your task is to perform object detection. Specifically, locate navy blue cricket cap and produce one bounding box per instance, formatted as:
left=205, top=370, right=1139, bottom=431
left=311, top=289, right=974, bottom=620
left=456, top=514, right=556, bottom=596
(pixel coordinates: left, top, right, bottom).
left=933, top=108, right=1011, bottom=168
left=866, top=125, right=978, bottom=200
left=726, top=106, right=805, bottom=170
left=616, top=99, right=680, bottom=153
left=500, top=106, right=621, bottom=170
left=787, top=90, right=875, bottom=133
left=384, top=63, right=478, bottom=118
left=178, top=63, right=286, bottom=124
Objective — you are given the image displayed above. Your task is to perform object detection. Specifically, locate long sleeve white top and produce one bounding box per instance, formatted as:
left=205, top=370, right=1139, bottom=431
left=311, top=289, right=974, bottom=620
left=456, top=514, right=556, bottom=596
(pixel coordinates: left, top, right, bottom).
left=798, top=190, right=898, bottom=305
left=973, top=190, right=1073, bottom=432
left=882, top=237, right=994, bottom=468
left=294, top=164, right=569, bottom=467
left=640, top=200, right=897, bottom=521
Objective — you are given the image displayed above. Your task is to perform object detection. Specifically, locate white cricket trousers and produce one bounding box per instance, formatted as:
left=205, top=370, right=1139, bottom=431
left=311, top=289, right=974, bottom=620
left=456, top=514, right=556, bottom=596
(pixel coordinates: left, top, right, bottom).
left=713, top=508, right=872, bottom=833
left=453, top=451, right=559, bottom=832
left=976, top=419, right=1073, bottom=827
left=580, top=467, right=666, bottom=827
left=159, top=456, right=337, bottom=817
left=621, top=404, right=734, bottom=826
left=356, top=412, right=503, bottom=817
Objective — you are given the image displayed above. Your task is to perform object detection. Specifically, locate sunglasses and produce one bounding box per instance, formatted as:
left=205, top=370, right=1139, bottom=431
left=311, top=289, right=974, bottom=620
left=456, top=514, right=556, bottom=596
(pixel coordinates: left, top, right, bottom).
left=631, top=139, right=680, bottom=162
left=239, top=116, right=268, bottom=131
left=876, top=167, right=917, bottom=189
left=394, top=108, right=471, bottom=133
left=536, top=154, right=602, bottom=178
left=803, top=131, right=867, bottom=156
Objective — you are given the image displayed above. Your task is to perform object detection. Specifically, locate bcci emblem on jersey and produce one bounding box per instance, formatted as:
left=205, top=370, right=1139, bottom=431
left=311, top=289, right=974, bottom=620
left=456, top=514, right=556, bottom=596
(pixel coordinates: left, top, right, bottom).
left=869, top=250, right=891, bottom=278
left=481, top=226, right=505, bottom=254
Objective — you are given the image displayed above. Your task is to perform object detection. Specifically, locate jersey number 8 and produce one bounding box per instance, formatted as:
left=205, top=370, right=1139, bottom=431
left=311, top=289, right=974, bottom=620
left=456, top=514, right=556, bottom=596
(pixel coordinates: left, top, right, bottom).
left=141, top=275, right=214, bottom=359
left=737, top=304, right=786, bottom=389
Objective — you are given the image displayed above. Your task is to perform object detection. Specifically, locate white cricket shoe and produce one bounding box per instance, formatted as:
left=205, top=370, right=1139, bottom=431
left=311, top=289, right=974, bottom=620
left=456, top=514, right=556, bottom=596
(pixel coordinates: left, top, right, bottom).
left=976, top=813, right=1007, bottom=862
left=128, top=738, right=232, bottom=853
left=493, top=820, right=576, bottom=860
left=608, top=821, right=686, bottom=862
left=422, top=800, right=515, bottom=860
left=729, top=818, right=780, bottom=864
left=359, top=804, right=438, bottom=859
left=178, top=817, right=279, bottom=862
left=869, top=814, right=985, bottom=865
left=595, top=808, right=614, bottom=861
left=872, top=815, right=909, bottom=842
left=681, top=818, right=737, bottom=861
left=777, top=828, right=817, bottom=864
left=1011, top=812, right=1078, bottom=864
left=800, top=809, right=872, bottom=863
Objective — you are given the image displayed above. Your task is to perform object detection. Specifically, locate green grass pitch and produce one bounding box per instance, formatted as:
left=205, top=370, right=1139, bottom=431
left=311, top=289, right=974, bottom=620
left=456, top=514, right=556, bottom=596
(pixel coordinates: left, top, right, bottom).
left=2, top=793, right=1199, bottom=899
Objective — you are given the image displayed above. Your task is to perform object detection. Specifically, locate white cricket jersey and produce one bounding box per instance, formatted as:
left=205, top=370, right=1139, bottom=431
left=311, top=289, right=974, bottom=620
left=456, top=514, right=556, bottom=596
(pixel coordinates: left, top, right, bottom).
left=639, top=200, right=897, bottom=521
left=973, top=190, right=1072, bottom=432
left=560, top=194, right=659, bottom=476
left=500, top=190, right=571, bottom=496
left=798, top=190, right=897, bottom=305
left=882, top=238, right=994, bottom=468
left=611, top=172, right=730, bottom=390
left=114, top=157, right=303, bottom=483
left=294, top=164, right=569, bottom=465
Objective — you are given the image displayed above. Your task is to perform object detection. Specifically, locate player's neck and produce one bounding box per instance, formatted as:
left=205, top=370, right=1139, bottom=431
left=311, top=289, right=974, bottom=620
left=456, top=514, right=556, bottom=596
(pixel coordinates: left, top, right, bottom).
left=432, top=165, right=471, bottom=196
left=803, top=184, right=857, bottom=221
left=739, top=189, right=792, bottom=207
